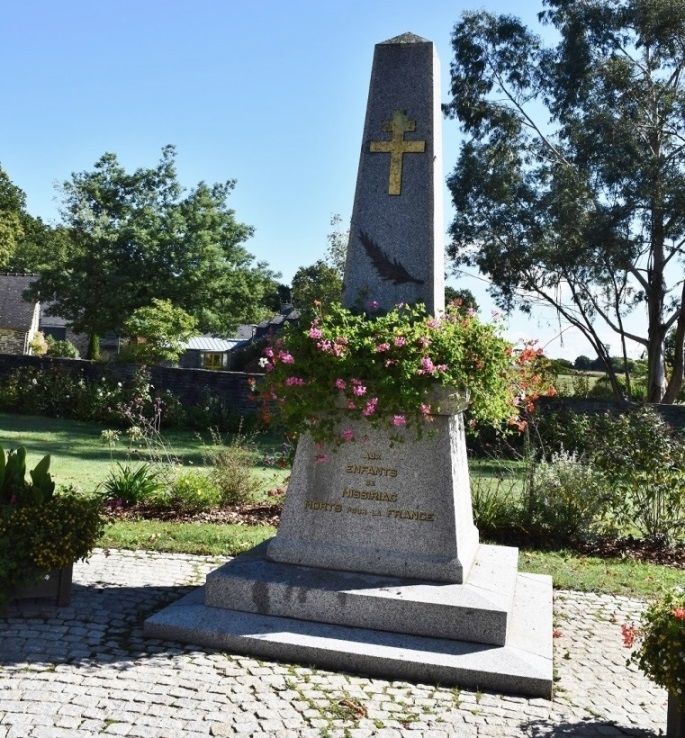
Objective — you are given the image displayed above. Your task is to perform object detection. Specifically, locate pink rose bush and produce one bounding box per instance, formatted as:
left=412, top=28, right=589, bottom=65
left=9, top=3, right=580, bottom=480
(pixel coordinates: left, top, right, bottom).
left=257, top=301, right=554, bottom=445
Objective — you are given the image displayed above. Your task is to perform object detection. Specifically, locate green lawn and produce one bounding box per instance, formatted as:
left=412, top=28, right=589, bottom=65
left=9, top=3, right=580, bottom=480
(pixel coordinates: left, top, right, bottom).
left=0, top=412, right=287, bottom=495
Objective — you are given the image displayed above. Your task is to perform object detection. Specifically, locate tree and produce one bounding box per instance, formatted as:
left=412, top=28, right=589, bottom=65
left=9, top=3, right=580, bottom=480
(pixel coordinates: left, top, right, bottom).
left=574, top=355, right=594, bottom=371
left=30, top=146, right=278, bottom=358
left=291, top=260, right=343, bottom=319
left=122, top=298, right=197, bottom=364
left=444, top=0, right=685, bottom=402
left=444, top=286, right=479, bottom=311
left=325, top=214, right=348, bottom=280
left=0, top=165, right=27, bottom=268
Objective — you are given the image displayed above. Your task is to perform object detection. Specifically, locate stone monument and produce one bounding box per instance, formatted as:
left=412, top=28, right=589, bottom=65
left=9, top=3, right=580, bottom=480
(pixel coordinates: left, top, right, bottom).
left=145, top=33, right=553, bottom=699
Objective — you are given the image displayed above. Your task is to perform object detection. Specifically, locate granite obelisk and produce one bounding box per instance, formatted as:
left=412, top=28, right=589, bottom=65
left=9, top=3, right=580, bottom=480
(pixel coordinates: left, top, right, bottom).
left=342, top=33, right=445, bottom=315
left=145, top=34, right=553, bottom=699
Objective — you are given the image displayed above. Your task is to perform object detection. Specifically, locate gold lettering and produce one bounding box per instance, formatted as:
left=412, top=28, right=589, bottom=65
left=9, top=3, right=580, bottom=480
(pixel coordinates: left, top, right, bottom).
left=386, top=508, right=434, bottom=522
left=363, top=451, right=382, bottom=460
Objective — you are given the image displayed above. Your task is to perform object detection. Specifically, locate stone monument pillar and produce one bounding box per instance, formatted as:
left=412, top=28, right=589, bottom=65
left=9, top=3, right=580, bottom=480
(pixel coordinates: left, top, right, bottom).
left=342, top=33, right=445, bottom=315
left=145, top=34, right=553, bottom=699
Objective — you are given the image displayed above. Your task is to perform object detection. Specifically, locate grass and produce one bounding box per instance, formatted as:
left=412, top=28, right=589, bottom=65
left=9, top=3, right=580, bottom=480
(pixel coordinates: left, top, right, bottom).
left=0, top=412, right=288, bottom=496
left=3, top=412, right=682, bottom=599
left=100, top=520, right=276, bottom=556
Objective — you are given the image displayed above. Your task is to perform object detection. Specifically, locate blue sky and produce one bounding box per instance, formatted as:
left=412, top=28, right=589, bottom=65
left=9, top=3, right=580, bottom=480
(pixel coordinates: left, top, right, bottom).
left=0, top=1, right=639, bottom=360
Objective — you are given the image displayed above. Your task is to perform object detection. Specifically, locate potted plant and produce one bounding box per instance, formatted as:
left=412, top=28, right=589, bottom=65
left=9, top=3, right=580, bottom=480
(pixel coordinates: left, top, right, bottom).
left=255, top=300, right=554, bottom=445
left=622, top=588, right=685, bottom=737
left=0, top=445, right=106, bottom=609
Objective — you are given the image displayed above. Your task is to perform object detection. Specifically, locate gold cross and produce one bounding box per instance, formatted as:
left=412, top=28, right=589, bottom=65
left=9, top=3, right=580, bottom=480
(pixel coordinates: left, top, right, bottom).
left=369, top=110, right=426, bottom=195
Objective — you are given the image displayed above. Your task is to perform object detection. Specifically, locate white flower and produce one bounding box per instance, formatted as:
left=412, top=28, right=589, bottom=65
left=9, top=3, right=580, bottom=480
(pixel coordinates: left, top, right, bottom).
left=258, top=357, right=269, bottom=367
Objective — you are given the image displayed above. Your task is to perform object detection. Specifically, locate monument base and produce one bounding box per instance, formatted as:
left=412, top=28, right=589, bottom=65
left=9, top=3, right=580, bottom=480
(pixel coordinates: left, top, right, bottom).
left=144, top=541, right=553, bottom=698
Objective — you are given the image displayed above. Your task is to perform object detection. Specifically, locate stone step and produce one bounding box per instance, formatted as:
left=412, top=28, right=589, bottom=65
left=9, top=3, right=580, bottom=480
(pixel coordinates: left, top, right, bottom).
left=205, top=541, right=519, bottom=646
left=144, top=569, right=553, bottom=699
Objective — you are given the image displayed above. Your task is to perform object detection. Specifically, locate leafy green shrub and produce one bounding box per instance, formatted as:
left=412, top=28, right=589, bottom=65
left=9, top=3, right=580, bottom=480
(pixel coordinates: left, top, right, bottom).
left=207, top=432, right=261, bottom=506
left=99, top=463, right=163, bottom=506
left=591, top=406, right=685, bottom=543
left=164, top=470, right=222, bottom=513
left=522, top=450, right=613, bottom=543
left=45, top=335, right=80, bottom=358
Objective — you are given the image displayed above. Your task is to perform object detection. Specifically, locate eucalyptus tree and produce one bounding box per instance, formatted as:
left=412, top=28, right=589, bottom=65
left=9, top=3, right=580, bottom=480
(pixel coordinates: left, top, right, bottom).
left=445, top=0, right=685, bottom=401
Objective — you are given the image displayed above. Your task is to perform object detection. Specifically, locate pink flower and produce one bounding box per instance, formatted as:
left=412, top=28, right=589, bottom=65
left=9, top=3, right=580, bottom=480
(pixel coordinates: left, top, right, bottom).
left=418, top=357, right=435, bottom=375
left=285, top=377, right=305, bottom=386
left=335, top=378, right=346, bottom=390
left=265, top=347, right=274, bottom=358
left=279, top=351, right=294, bottom=364
left=392, top=415, right=406, bottom=426
left=341, top=429, right=355, bottom=441
left=315, top=453, right=330, bottom=464
left=363, top=397, right=379, bottom=416
left=384, top=359, right=397, bottom=368
left=417, top=337, right=431, bottom=348
left=468, top=308, right=476, bottom=316
left=426, top=319, right=438, bottom=329
left=317, top=340, right=332, bottom=352
left=376, top=343, right=390, bottom=353
left=308, top=327, right=323, bottom=339
left=347, top=401, right=357, bottom=409
left=351, top=379, right=362, bottom=386
left=367, top=300, right=380, bottom=310
left=420, top=403, right=431, bottom=416
left=353, top=384, right=367, bottom=396
left=393, top=336, right=406, bottom=347
left=436, top=364, right=448, bottom=373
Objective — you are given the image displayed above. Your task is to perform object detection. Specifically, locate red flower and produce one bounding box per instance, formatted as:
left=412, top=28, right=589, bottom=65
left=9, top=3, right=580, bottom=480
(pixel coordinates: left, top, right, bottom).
left=672, top=607, right=685, bottom=620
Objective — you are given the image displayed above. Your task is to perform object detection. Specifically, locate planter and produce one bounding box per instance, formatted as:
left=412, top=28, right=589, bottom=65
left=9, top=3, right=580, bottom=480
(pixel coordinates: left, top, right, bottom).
left=669, top=692, right=685, bottom=738
left=9, top=564, right=73, bottom=607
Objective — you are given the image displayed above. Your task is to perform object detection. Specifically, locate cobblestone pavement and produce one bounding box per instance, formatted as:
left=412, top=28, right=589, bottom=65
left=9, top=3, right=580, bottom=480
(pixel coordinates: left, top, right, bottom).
left=0, top=549, right=668, bottom=738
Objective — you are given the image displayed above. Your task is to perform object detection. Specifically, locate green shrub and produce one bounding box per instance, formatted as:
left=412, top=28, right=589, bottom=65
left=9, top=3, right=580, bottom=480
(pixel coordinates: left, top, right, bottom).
left=165, top=470, right=222, bottom=513
left=522, top=450, right=614, bottom=543
left=45, top=335, right=80, bottom=358
left=591, top=406, right=685, bottom=543
left=471, top=474, right=521, bottom=536
left=99, top=463, right=164, bottom=506
left=206, top=432, right=261, bottom=506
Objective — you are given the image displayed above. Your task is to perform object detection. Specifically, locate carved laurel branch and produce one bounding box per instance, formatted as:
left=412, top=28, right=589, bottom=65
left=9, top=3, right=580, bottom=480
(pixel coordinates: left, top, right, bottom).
left=359, top=230, right=424, bottom=286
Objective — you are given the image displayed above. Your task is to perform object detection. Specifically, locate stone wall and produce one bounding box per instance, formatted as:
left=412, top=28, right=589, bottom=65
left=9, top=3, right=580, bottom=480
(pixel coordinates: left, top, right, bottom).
left=0, top=329, right=28, bottom=355
left=0, top=354, right=261, bottom=415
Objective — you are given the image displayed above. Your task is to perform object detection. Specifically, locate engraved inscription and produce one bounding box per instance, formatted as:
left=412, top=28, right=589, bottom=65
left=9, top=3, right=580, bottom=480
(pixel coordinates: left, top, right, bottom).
left=342, top=488, right=398, bottom=502
left=363, top=451, right=382, bottom=460
left=387, top=508, right=434, bottom=522
left=345, top=465, right=398, bottom=478
left=304, top=499, right=342, bottom=513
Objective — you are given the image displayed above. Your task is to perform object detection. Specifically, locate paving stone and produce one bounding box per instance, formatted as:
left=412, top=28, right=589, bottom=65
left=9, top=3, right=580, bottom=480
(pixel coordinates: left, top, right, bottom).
left=0, top=549, right=669, bottom=738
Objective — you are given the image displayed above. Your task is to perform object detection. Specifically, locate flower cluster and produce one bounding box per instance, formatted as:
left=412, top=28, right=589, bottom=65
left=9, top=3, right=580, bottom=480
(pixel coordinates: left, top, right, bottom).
left=622, top=587, right=685, bottom=706
left=256, top=301, right=554, bottom=445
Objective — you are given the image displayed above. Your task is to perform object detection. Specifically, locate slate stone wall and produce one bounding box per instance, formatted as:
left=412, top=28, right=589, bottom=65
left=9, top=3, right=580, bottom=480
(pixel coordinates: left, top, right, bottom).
left=0, top=330, right=27, bottom=355
left=0, top=354, right=261, bottom=415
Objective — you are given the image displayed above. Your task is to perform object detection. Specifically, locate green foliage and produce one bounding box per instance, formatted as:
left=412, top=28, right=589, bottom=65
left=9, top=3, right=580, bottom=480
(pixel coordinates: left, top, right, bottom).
left=28, top=331, right=48, bottom=356
left=99, top=463, right=163, bottom=506
left=0, top=484, right=105, bottom=605
left=627, top=588, right=685, bottom=707
left=259, top=301, right=552, bottom=445
left=591, top=406, right=685, bottom=542
left=45, top=335, right=80, bottom=358
left=122, top=298, right=198, bottom=364
left=206, top=431, right=261, bottom=506
left=29, top=145, right=278, bottom=353
left=0, top=445, right=55, bottom=506
left=444, top=0, right=685, bottom=402
left=0, top=164, right=27, bottom=268
left=291, top=260, right=343, bottom=319
left=522, top=450, right=615, bottom=543
left=163, top=470, right=222, bottom=513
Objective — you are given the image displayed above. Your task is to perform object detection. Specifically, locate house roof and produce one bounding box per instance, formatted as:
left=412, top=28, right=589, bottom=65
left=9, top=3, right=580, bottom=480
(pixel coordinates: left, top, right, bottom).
left=0, top=274, right=38, bottom=331
left=181, top=336, right=239, bottom=352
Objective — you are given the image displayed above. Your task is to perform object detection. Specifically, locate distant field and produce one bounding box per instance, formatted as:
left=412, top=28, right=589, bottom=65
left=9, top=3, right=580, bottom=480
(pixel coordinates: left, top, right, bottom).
left=554, top=372, right=604, bottom=396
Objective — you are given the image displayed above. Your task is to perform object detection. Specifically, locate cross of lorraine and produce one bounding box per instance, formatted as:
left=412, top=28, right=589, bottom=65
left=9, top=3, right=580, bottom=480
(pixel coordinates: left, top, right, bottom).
left=370, top=110, right=426, bottom=195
